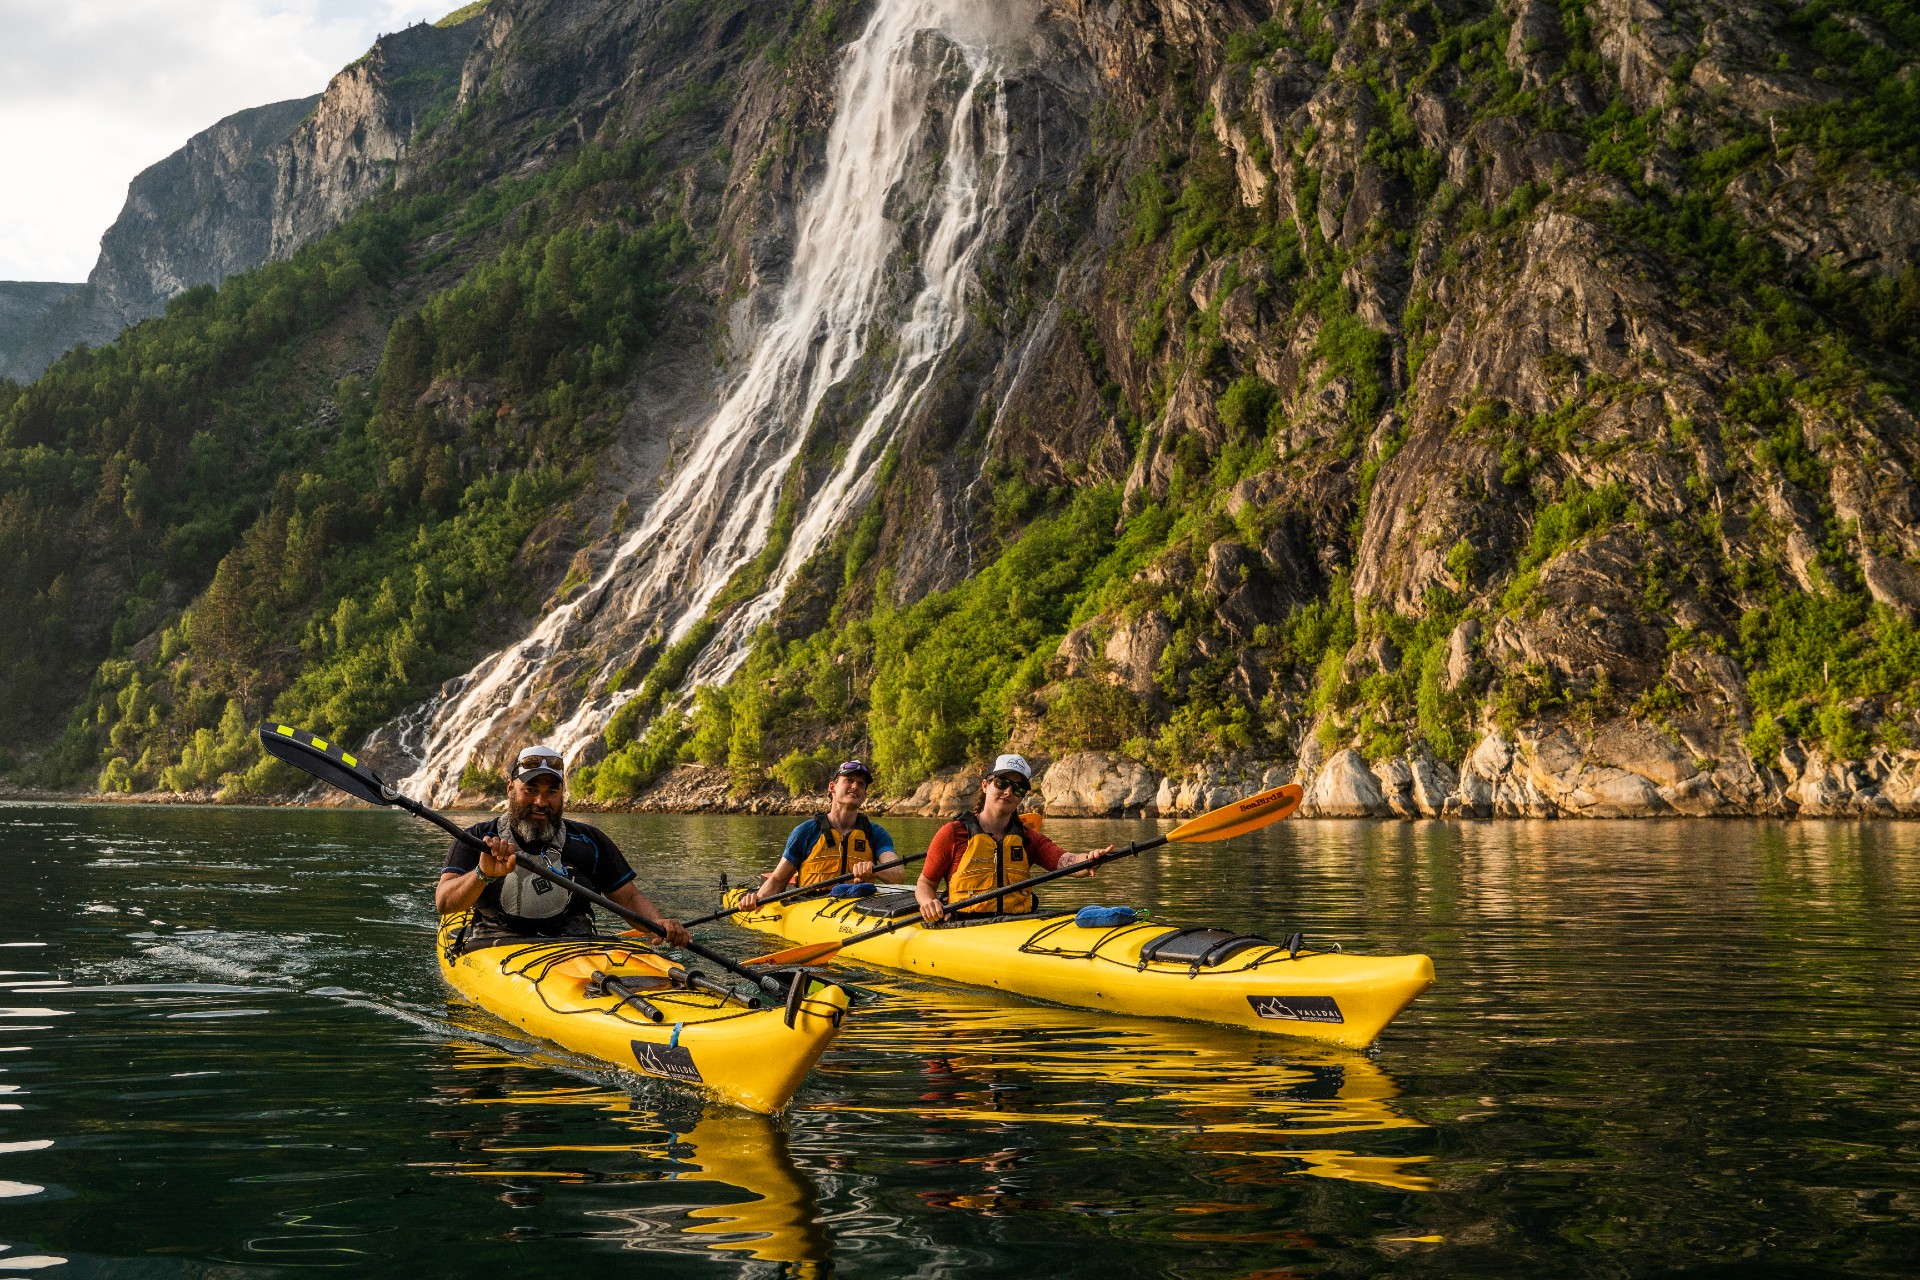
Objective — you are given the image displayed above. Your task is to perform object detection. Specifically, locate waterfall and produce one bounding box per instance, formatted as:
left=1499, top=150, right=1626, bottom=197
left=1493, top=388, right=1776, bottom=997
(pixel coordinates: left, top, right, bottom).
left=395, top=0, right=1020, bottom=803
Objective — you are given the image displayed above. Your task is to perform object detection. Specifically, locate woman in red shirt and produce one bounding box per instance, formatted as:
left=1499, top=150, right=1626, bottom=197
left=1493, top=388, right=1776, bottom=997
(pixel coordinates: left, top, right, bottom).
left=913, top=753, right=1112, bottom=924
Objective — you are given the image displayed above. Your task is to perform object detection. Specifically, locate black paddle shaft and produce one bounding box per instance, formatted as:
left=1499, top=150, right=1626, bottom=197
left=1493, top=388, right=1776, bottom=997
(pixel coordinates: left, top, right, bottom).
left=255, top=723, right=783, bottom=996
left=823, top=832, right=1172, bottom=952
left=681, top=851, right=924, bottom=927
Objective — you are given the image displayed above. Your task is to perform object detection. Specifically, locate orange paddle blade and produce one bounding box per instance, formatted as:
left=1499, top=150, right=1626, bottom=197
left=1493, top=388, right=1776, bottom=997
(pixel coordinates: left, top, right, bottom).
left=745, top=940, right=845, bottom=967
left=1163, top=782, right=1303, bottom=843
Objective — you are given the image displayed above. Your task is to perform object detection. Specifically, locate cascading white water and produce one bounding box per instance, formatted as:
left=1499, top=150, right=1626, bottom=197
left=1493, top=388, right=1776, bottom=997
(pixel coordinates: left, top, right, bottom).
left=395, top=0, right=1020, bottom=803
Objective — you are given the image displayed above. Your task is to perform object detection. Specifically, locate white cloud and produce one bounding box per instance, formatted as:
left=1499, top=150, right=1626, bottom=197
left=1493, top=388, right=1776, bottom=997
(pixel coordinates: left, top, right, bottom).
left=0, top=0, right=465, bottom=281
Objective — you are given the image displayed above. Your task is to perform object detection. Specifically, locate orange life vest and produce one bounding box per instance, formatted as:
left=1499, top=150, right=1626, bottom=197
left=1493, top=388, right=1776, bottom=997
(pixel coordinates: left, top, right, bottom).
left=795, top=815, right=876, bottom=887
left=946, top=811, right=1036, bottom=915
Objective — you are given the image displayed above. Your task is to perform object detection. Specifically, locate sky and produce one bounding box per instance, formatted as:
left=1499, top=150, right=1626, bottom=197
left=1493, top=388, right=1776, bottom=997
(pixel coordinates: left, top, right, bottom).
left=0, top=1, right=465, bottom=282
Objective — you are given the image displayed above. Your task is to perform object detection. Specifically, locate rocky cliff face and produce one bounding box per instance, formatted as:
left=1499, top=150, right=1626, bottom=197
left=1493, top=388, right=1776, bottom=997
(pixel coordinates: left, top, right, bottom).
left=270, top=20, right=477, bottom=257
left=90, top=96, right=322, bottom=334
left=360, top=0, right=1920, bottom=819
left=12, top=0, right=1916, bottom=819
left=0, top=282, right=81, bottom=382
left=882, top=0, right=1916, bottom=821
left=0, top=19, right=476, bottom=382
left=1, top=98, right=318, bottom=380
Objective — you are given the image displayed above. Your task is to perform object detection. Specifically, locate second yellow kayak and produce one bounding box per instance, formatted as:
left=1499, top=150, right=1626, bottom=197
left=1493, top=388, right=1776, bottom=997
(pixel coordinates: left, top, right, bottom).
left=725, top=888, right=1432, bottom=1049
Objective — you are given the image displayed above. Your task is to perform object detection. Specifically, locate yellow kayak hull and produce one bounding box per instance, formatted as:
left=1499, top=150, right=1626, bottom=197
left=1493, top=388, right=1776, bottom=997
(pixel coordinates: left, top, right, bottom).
left=437, top=918, right=849, bottom=1114
left=725, top=890, right=1432, bottom=1049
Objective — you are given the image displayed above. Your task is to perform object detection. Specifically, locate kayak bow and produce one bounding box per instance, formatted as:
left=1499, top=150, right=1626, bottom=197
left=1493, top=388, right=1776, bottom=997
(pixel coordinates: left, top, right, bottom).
left=438, top=919, right=849, bottom=1114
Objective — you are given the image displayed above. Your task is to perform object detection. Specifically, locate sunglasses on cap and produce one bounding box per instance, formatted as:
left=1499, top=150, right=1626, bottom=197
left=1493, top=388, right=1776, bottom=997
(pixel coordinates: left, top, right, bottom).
left=511, top=753, right=564, bottom=779
left=987, top=773, right=1030, bottom=796
left=835, top=759, right=872, bottom=781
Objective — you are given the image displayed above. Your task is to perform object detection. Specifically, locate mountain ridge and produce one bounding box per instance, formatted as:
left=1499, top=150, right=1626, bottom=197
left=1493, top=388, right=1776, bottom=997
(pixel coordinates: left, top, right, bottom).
left=0, top=16, right=481, bottom=382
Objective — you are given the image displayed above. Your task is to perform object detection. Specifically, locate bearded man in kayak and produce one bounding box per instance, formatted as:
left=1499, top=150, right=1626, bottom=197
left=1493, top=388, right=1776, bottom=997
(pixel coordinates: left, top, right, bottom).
left=738, top=758, right=906, bottom=908
left=913, top=754, right=1110, bottom=924
left=436, top=745, right=691, bottom=946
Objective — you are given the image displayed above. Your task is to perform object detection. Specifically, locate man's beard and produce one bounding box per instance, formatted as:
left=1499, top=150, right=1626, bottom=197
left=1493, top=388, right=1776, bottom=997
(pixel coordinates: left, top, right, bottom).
left=509, top=802, right=560, bottom=847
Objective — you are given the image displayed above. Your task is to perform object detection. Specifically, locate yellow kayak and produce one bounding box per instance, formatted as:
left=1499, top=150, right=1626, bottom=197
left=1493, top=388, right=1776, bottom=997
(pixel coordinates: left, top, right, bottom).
left=437, top=917, right=850, bottom=1114
left=723, top=889, right=1432, bottom=1049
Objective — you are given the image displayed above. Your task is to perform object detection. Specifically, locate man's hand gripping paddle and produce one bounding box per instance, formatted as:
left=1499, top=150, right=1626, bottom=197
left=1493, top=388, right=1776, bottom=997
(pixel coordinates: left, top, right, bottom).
left=741, top=782, right=1306, bottom=969
left=257, top=724, right=791, bottom=998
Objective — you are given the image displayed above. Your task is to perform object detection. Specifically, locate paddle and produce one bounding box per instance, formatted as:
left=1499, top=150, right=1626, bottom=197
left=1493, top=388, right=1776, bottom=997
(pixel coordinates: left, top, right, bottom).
left=257, top=723, right=788, bottom=996
left=742, top=782, right=1306, bottom=968
left=680, top=851, right=927, bottom=928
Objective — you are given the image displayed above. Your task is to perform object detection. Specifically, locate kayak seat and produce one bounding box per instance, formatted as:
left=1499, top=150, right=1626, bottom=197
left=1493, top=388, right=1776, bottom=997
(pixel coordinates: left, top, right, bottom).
left=847, top=893, right=923, bottom=921
left=1137, top=927, right=1272, bottom=973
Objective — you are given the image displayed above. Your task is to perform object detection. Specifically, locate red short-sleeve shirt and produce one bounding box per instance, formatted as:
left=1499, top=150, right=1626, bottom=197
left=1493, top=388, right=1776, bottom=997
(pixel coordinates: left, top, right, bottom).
left=920, top=817, right=1065, bottom=884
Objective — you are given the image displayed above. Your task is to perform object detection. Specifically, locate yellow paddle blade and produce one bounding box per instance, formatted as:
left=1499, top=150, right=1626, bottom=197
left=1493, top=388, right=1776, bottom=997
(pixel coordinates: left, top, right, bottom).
left=1163, top=783, right=1303, bottom=843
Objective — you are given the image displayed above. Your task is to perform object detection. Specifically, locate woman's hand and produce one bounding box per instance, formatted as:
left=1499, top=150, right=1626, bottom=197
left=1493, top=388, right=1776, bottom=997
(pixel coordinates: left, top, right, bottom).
left=1065, top=846, right=1111, bottom=876
left=915, top=882, right=947, bottom=925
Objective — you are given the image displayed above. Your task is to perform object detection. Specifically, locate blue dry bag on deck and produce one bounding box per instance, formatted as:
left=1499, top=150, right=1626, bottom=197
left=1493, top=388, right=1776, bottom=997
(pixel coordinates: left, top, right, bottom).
left=829, top=882, right=879, bottom=899
left=1074, top=905, right=1138, bottom=928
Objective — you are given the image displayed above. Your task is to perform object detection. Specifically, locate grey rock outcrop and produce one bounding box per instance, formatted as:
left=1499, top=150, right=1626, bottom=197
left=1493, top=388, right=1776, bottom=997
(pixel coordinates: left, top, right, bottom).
left=270, top=20, right=477, bottom=258
left=886, top=765, right=982, bottom=818
left=0, top=283, right=81, bottom=382
left=1156, top=761, right=1291, bottom=815
left=1039, top=751, right=1157, bottom=816
left=1294, top=746, right=1456, bottom=818
left=1303, top=749, right=1389, bottom=817
left=95, top=96, right=323, bottom=332
left=1106, top=612, right=1172, bottom=697
left=3, top=97, right=316, bottom=380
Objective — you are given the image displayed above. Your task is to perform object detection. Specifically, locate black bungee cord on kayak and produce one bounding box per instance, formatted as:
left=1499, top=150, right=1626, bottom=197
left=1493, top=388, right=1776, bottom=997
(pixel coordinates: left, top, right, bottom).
left=485, top=937, right=766, bottom=1027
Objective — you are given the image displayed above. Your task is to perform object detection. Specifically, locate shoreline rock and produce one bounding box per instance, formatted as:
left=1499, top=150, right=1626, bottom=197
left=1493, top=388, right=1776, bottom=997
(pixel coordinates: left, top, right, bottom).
left=1040, top=751, right=1157, bottom=817
left=31, top=717, right=1920, bottom=820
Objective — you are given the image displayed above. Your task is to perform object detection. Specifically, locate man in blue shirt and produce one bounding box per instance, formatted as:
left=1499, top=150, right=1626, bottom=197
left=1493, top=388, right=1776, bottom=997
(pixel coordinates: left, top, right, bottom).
left=739, top=759, right=904, bottom=907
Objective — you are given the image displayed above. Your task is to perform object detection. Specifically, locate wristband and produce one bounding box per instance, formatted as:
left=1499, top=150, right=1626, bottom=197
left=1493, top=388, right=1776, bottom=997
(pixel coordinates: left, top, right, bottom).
left=475, top=867, right=502, bottom=885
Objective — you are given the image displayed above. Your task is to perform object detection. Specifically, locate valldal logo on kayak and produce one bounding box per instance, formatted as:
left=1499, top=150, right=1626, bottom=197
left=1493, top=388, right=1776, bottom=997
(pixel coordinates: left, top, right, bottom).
left=1247, top=996, right=1344, bottom=1024
left=631, top=1041, right=704, bottom=1084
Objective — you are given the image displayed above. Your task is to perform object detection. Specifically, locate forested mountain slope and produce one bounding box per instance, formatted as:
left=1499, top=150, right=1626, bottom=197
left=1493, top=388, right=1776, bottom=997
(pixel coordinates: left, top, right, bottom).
left=1, top=0, right=1916, bottom=819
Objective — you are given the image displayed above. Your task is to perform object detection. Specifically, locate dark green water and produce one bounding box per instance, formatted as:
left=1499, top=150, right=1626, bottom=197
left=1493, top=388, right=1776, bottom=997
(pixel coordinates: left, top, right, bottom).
left=6, top=804, right=1919, bottom=1276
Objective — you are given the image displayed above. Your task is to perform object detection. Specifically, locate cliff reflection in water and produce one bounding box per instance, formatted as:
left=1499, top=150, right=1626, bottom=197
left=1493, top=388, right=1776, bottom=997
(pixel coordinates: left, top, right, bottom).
left=424, top=980, right=1428, bottom=1263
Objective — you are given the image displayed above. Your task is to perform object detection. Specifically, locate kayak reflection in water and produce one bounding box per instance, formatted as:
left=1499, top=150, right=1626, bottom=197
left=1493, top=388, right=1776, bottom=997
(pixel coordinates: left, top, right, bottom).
left=912, top=753, right=1111, bottom=924
left=433, top=1047, right=832, bottom=1266
left=435, top=743, right=690, bottom=946
left=738, top=758, right=907, bottom=908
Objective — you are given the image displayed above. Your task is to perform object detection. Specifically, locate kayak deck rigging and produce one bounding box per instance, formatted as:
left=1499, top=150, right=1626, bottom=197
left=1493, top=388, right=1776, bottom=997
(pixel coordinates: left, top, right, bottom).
left=438, top=916, right=849, bottom=1114
left=727, top=887, right=1432, bottom=1048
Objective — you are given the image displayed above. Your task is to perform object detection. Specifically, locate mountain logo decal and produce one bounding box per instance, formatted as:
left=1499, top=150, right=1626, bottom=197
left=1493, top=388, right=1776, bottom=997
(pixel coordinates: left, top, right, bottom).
left=1247, top=995, right=1343, bottom=1023
left=631, top=1040, right=703, bottom=1083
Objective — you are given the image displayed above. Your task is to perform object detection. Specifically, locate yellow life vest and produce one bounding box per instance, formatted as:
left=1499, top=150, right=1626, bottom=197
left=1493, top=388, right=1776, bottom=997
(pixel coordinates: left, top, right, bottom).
left=795, top=816, right=875, bottom=887
left=947, top=812, right=1035, bottom=915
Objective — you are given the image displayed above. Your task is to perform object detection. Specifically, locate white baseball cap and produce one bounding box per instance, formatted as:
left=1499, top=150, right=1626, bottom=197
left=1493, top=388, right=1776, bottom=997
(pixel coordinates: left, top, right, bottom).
left=988, top=753, right=1032, bottom=783
left=512, top=744, right=565, bottom=782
